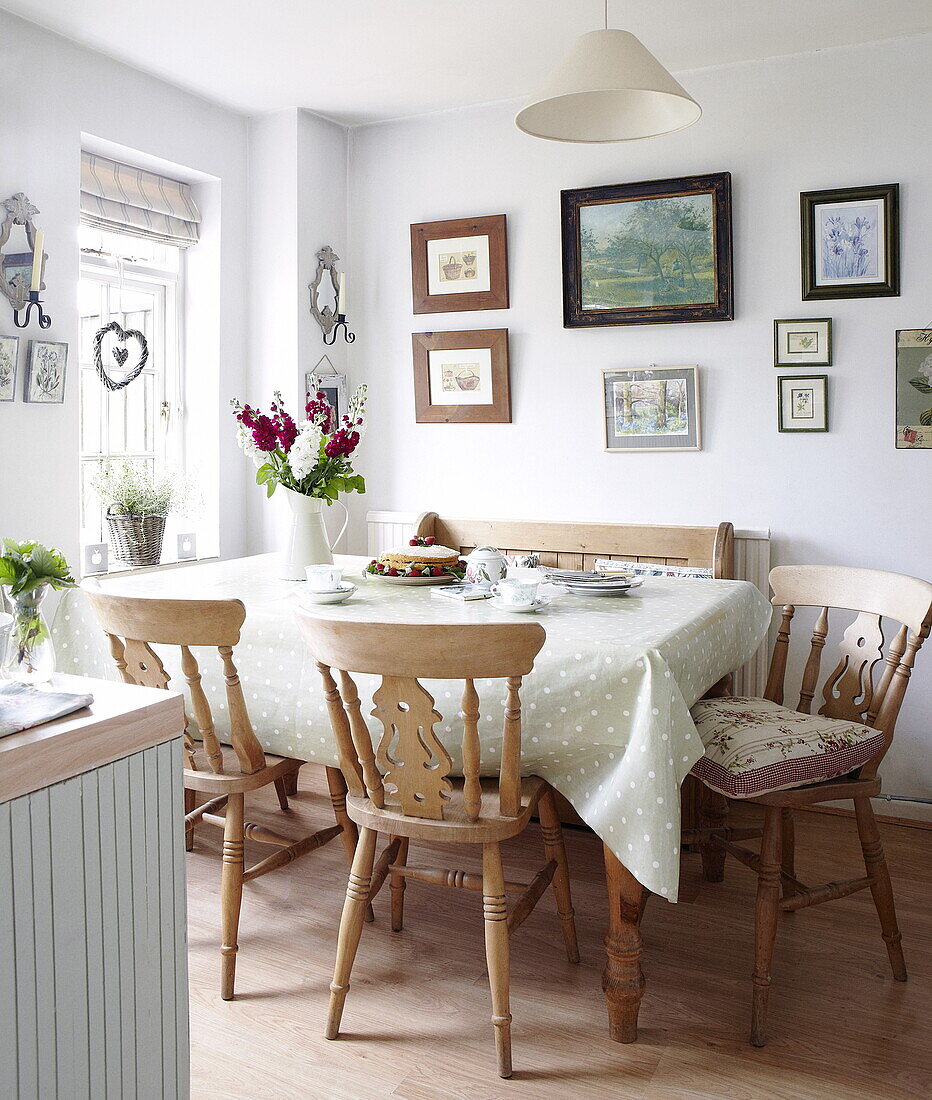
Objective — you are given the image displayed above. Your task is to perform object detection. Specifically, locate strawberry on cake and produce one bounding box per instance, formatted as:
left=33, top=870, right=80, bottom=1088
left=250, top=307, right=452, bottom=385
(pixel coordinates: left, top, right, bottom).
left=366, top=536, right=466, bottom=579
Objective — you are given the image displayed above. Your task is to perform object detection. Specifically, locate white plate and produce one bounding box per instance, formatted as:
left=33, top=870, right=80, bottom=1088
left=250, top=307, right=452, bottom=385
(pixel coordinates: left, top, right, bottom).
left=560, top=578, right=643, bottom=596
left=489, top=596, right=551, bottom=614
left=369, top=573, right=457, bottom=586
left=299, top=583, right=357, bottom=605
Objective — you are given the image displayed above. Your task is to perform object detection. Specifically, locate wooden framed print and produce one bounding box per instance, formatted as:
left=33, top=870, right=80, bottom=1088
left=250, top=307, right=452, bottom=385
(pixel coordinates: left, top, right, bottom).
left=801, top=184, right=899, bottom=300
left=895, top=328, right=932, bottom=449
left=773, top=318, right=832, bottom=367
left=602, top=366, right=701, bottom=451
left=562, top=173, right=734, bottom=328
left=412, top=329, right=511, bottom=423
left=410, top=214, right=509, bottom=314
left=24, top=339, right=67, bottom=403
left=777, top=374, right=828, bottom=432
left=0, top=333, right=19, bottom=400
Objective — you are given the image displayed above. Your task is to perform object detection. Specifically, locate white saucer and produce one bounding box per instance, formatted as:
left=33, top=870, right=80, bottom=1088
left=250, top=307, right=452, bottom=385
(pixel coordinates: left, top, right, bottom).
left=489, top=596, right=551, bottom=614
left=300, top=582, right=357, bottom=605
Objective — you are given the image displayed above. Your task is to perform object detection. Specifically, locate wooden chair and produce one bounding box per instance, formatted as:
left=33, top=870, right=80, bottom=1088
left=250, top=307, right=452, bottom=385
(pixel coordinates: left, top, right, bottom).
left=85, top=587, right=356, bottom=999
left=685, top=565, right=932, bottom=1045
left=294, top=612, right=579, bottom=1079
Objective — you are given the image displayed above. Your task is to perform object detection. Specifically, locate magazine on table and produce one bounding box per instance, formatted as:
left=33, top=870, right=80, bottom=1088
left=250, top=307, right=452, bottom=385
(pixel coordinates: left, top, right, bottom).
left=0, top=681, right=94, bottom=739
left=431, top=583, right=495, bottom=602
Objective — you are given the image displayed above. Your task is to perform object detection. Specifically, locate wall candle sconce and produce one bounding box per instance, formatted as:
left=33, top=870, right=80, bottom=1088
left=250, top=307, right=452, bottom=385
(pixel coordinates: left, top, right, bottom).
left=308, top=245, right=355, bottom=345
left=0, top=193, right=51, bottom=330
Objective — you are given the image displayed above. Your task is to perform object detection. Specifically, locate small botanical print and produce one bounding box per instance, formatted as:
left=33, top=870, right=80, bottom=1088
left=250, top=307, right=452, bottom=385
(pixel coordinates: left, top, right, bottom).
left=787, top=331, right=818, bottom=354
left=896, top=329, right=932, bottom=449
left=792, top=388, right=814, bottom=418
left=25, top=339, right=68, bottom=403
left=0, top=334, right=18, bottom=401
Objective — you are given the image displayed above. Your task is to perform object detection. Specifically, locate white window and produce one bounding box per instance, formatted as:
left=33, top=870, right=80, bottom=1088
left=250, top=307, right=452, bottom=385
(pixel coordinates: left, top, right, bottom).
left=78, top=224, right=185, bottom=552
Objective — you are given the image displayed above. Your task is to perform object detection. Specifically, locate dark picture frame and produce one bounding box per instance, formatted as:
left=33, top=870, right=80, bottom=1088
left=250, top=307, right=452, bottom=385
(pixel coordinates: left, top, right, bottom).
left=561, top=173, right=734, bottom=328
left=410, top=214, right=509, bottom=315
left=777, top=374, right=828, bottom=433
left=800, top=184, right=899, bottom=301
left=412, top=328, right=511, bottom=423
left=773, top=317, right=833, bottom=367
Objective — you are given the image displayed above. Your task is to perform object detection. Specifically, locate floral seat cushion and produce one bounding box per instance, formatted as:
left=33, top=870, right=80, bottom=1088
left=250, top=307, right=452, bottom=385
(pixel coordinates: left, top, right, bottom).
left=689, top=696, right=886, bottom=798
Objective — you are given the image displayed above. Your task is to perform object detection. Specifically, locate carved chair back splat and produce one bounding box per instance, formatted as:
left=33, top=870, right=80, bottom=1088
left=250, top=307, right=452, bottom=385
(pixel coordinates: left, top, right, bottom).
left=295, top=611, right=579, bottom=1079
left=689, top=563, right=932, bottom=1048
left=85, top=585, right=349, bottom=1000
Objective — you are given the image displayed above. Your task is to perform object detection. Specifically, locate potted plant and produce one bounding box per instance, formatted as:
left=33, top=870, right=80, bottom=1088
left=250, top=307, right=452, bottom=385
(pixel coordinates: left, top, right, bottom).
left=90, top=460, right=195, bottom=567
left=0, top=540, right=75, bottom=683
left=231, top=379, right=367, bottom=578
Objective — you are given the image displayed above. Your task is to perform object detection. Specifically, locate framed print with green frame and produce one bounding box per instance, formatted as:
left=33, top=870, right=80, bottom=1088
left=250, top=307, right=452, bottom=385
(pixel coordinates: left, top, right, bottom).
left=777, top=374, right=828, bottom=432
left=773, top=317, right=832, bottom=367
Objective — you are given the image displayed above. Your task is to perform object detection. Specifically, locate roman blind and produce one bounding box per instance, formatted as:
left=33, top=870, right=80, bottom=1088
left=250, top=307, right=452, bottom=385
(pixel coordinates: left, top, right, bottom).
left=80, top=151, right=201, bottom=246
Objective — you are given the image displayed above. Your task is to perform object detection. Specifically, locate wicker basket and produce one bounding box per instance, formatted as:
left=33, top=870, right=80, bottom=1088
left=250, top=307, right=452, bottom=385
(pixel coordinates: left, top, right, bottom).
left=107, top=512, right=167, bottom=567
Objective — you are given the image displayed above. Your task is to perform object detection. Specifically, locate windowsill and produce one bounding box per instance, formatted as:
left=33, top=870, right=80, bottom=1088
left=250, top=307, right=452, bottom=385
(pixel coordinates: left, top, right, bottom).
left=81, top=554, right=219, bottom=580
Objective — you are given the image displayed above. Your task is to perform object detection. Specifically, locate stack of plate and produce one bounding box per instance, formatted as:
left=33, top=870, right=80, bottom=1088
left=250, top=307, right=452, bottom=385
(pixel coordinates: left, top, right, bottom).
left=541, top=568, right=643, bottom=597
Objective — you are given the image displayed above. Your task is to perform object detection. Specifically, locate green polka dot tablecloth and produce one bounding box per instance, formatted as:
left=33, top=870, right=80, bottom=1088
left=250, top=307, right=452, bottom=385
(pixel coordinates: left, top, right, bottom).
left=53, top=554, right=771, bottom=902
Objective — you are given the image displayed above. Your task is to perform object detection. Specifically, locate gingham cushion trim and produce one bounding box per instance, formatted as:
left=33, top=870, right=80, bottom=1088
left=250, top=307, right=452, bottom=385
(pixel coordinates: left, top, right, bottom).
left=691, top=726, right=886, bottom=798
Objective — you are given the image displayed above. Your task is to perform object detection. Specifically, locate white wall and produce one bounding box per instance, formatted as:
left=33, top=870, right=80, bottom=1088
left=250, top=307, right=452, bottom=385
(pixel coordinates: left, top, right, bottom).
left=0, top=10, right=250, bottom=565
left=347, top=35, right=932, bottom=800
left=243, top=107, right=350, bottom=554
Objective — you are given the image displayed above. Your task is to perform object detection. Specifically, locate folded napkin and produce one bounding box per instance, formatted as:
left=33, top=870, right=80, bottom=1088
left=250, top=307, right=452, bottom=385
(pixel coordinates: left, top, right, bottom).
left=0, top=682, right=94, bottom=739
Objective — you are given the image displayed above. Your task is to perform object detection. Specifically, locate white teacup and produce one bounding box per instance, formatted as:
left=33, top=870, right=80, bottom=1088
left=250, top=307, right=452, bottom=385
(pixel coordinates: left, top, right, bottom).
left=306, top=564, right=343, bottom=592
left=491, top=578, right=540, bottom=608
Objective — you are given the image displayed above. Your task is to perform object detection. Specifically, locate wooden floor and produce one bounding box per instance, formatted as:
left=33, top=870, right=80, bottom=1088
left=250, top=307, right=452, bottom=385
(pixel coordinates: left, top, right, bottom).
left=188, top=768, right=932, bottom=1099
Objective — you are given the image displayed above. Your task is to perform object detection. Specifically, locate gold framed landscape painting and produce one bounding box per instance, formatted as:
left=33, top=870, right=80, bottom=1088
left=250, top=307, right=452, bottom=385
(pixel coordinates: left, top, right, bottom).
left=896, top=329, right=932, bottom=449
left=410, top=214, right=509, bottom=314
left=603, top=366, right=701, bottom=452
left=563, top=173, right=734, bottom=327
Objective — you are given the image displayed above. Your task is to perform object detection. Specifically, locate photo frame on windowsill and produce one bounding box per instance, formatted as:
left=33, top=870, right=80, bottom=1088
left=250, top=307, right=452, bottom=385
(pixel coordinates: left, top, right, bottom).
left=410, top=215, right=509, bottom=314
left=412, top=328, right=511, bottom=423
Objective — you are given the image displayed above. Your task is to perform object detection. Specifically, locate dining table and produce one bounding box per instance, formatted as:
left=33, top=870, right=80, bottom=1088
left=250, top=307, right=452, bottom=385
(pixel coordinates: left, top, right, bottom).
left=53, top=552, right=772, bottom=1042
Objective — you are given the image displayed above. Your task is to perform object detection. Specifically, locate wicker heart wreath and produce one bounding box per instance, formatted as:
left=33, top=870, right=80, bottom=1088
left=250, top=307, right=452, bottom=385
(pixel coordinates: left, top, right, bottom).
left=93, top=320, right=149, bottom=391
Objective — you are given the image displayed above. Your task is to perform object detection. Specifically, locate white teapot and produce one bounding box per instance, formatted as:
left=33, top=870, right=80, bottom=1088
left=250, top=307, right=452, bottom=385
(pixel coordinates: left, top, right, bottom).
left=464, top=545, right=508, bottom=587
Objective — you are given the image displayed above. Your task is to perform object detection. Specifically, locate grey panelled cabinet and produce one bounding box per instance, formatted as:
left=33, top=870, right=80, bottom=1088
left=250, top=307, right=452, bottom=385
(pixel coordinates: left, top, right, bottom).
left=0, top=676, right=189, bottom=1100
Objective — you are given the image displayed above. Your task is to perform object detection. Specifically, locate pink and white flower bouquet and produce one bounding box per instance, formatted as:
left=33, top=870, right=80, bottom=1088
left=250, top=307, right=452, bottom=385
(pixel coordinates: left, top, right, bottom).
left=231, top=378, right=367, bottom=504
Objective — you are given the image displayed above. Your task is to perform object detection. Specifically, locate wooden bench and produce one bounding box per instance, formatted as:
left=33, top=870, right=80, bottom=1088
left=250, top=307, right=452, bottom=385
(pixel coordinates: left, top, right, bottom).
left=414, top=512, right=737, bottom=835
left=414, top=513, right=735, bottom=578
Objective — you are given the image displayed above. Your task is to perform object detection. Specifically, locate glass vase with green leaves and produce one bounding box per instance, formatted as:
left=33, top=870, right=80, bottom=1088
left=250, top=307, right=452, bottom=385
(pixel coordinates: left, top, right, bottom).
left=0, top=540, right=76, bottom=683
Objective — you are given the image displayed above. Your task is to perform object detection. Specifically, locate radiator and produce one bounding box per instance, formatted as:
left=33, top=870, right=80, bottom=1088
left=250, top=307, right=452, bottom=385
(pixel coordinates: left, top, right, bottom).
left=366, top=510, right=772, bottom=696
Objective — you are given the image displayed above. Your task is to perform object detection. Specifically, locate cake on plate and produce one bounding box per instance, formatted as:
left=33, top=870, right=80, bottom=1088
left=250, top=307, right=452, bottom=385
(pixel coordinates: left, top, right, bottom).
left=366, top=536, right=465, bottom=578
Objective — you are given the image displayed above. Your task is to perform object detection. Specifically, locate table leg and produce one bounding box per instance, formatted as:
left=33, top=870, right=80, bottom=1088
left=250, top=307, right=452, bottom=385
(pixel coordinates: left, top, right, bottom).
left=602, top=844, right=647, bottom=1043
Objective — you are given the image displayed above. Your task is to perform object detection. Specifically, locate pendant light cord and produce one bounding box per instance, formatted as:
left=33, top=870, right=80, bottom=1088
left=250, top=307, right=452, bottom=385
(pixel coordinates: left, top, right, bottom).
left=604, top=0, right=608, bottom=30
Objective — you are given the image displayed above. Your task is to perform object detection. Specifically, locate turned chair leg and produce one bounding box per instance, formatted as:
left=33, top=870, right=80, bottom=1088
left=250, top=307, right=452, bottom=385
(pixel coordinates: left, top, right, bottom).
left=390, top=836, right=410, bottom=932
left=854, top=796, right=907, bottom=981
left=282, top=768, right=300, bottom=797
left=220, top=792, right=245, bottom=1000
left=781, top=808, right=797, bottom=907
left=273, top=777, right=290, bottom=811
left=482, top=842, right=512, bottom=1079
left=698, top=785, right=728, bottom=882
left=326, top=826, right=377, bottom=1040
left=184, top=788, right=197, bottom=852
left=751, top=804, right=783, bottom=1046
left=538, top=787, right=580, bottom=963
left=326, top=766, right=374, bottom=923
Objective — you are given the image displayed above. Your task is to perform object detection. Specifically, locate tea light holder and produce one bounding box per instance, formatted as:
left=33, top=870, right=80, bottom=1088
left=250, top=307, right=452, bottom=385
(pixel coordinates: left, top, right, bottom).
left=14, top=291, right=52, bottom=330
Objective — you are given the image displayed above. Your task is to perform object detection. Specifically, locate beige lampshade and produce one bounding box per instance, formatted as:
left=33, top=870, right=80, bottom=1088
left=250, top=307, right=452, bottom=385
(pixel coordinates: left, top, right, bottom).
left=515, top=29, right=701, bottom=143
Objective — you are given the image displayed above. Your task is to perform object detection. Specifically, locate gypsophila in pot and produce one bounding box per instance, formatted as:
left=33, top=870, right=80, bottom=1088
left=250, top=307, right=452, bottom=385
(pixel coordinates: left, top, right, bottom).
left=90, top=459, right=198, bottom=567
left=0, top=540, right=76, bottom=683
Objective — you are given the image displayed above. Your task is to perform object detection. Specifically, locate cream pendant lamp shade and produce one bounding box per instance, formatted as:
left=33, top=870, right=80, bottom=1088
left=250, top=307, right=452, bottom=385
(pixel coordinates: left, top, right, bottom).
left=515, top=29, right=701, bottom=143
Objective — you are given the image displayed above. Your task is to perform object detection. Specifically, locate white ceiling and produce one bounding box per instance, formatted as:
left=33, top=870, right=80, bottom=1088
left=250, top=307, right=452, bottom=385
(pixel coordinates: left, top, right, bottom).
left=3, top=0, right=930, bottom=124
